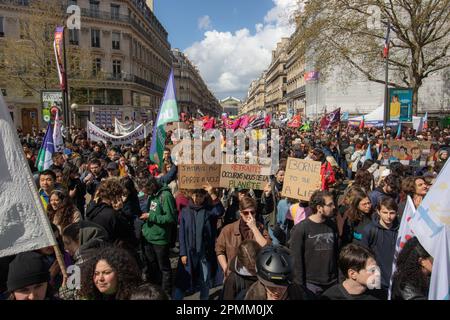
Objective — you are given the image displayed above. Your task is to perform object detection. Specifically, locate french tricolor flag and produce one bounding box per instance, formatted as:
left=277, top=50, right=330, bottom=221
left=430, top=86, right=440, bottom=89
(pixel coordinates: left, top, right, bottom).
left=383, top=23, right=391, bottom=58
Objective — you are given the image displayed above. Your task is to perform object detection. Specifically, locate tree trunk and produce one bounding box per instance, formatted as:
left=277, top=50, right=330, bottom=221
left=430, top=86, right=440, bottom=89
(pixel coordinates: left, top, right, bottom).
left=412, top=84, right=419, bottom=116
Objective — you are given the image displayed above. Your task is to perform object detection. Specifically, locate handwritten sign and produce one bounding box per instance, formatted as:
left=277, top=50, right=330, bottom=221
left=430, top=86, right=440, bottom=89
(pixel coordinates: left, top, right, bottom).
left=219, top=164, right=270, bottom=190
left=282, top=158, right=322, bottom=201
left=178, top=164, right=221, bottom=189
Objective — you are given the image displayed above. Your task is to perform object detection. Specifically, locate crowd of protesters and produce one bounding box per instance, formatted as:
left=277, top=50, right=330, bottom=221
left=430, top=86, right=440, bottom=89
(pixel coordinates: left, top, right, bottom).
left=0, top=117, right=448, bottom=301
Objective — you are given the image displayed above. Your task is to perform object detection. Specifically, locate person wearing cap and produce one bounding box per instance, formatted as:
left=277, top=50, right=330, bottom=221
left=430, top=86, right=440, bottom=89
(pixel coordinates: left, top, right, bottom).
left=106, top=161, right=119, bottom=178
left=6, top=252, right=52, bottom=300
left=244, top=245, right=314, bottom=300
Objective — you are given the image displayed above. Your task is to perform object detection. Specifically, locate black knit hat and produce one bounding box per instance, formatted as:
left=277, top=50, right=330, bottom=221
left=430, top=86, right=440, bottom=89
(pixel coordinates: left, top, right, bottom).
left=7, top=252, right=49, bottom=292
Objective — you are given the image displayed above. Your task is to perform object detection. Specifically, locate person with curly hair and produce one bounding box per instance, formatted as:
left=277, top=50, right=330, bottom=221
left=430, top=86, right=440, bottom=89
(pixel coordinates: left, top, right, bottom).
left=352, top=169, right=374, bottom=193
left=80, top=246, right=141, bottom=300
left=391, top=237, right=432, bottom=300
left=47, top=190, right=81, bottom=233
left=397, top=176, right=429, bottom=219
left=85, top=178, right=135, bottom=246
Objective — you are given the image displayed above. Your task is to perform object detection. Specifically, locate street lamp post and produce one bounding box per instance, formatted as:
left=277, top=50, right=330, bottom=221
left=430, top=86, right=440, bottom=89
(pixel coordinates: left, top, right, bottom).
left=70, top=103, right=78, bottom=128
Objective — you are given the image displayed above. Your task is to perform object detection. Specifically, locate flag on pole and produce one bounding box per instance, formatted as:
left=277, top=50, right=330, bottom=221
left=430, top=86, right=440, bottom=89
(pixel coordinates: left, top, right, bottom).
left=53, top=109, right=64, bottom=152
left=365, top=144, right=373, bottom=161
left=149, top=69, right=179, bottom=167
left=320, top=108, right=340, bottom=130
left=396, top=122, right=402, bottom=139
left=383, top=22, right=391, bottom=59
left=408, top=159, right=450, bottom=300
left=359, top=115, right=365, bottom=130
left=0, top=95, right=57, bottom=258
left=423, top=112, right=428, bottom=130
left=54, top=26, right=66, bottom=91
left=288, top=115, right=302, bottom=128
left=36, top=123, right=55, bottom=172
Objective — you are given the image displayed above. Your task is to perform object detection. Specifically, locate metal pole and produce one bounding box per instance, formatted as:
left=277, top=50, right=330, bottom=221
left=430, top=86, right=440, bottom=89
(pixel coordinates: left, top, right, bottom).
left=315, top=79, right=319, bottom=120
left=62, top=27, right=71, bottom=129
left=383, top=22, right=391, bottom=135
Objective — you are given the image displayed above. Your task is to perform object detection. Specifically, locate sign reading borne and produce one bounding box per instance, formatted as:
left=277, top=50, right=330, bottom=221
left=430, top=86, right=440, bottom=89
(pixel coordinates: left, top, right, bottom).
left=282, top=157, right=322, bottom=201
left=219, top=164, right=269, bottom=190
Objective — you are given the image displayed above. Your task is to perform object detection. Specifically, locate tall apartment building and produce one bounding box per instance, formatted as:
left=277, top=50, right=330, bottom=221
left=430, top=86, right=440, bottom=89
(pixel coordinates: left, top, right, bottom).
left=285, top=31, right=306, bottom=117
left=172, top=48, right=221, bottom=117
left=0, top=0, right=171, bottom=132
left=264, top=38, right=289, bottom=115
left=241, top=73, right=265, bottom=116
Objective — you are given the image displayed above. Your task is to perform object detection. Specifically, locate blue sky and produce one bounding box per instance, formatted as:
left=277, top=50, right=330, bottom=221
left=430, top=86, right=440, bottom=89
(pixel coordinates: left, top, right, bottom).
left=156, top=0, right=274, bottom=51
left=155, top=0, right=300, bottom=100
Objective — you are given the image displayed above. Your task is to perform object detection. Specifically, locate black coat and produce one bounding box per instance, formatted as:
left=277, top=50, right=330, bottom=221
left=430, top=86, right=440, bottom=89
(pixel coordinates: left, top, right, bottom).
left=85, top=202, right=136, bottom=246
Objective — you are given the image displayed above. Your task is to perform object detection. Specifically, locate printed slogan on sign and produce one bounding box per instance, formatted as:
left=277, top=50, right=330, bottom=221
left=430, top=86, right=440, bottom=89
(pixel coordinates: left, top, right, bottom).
left=282, top=158, right=322, bottom=201
left=219, top=164, right=270, bottom=190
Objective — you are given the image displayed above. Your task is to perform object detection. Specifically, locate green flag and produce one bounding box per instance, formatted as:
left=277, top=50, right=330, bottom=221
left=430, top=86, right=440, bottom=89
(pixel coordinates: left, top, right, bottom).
left=150, top=69, right=179, bottom=167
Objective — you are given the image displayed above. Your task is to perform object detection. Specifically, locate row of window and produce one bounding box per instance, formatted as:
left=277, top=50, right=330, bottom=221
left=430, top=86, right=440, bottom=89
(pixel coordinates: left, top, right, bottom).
left=68, top=29, right=120, bottom=50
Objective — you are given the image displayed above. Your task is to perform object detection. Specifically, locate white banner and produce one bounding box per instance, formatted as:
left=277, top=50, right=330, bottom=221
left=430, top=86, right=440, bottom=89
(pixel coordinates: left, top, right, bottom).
left=408, top=159, right=450, bottom=300
left=88, top=121, right=151, bottom=146
left=114, top=118, right=140, bottom=135
left=53, top=109, right=64, bottom=152
left=0, top=95, right=56, bottom=257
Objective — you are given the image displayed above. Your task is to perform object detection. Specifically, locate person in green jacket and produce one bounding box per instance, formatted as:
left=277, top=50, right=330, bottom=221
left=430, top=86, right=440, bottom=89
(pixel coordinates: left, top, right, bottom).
left=139, top=176, right=177, bottom=296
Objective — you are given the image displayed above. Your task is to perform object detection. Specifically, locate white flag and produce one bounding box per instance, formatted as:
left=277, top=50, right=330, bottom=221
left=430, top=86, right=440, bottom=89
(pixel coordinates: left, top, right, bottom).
left=388, top=195, right=416, bottom=299
left=409, top=159, right=450, bottom=300
left=0, top=95, right=56, bottom=257
left=53, top=109, right=64, bottom=152
left=428, top=229, right=450, bottom=300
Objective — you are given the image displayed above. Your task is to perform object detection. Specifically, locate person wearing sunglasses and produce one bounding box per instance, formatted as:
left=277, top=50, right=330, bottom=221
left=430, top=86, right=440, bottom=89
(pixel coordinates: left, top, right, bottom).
left=216, top=196, right=271, bottom=280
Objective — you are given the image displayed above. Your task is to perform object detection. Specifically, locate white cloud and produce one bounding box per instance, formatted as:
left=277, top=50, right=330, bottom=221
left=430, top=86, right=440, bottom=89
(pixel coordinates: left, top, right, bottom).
left=198, top=15, right=212, bottom=31
left=185, top=0, right=301, bottom=100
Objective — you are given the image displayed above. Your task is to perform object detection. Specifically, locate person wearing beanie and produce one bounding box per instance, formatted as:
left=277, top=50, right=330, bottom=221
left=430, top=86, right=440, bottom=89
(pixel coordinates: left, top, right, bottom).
left=6, top=252, right=50, bottom=300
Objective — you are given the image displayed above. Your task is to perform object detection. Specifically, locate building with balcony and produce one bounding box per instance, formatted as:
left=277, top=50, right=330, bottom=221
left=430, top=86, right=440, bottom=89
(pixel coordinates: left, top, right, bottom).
left=264, top=38, right=289, bottom=115
left=285, top=31, right=306, bottom=117
left=0, top=0, right=171, bottom=132
left=241, top=73, right=265, bottom=116
left=172, top=48, right=220, bottom=117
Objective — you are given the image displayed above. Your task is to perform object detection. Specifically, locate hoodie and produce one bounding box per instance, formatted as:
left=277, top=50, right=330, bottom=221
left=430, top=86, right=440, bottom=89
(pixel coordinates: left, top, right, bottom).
left=142, top=186, right=177, bottom=245
left=361, top=214, right=399, bottom=290
left=73, top=221, right=109, bottom=266
left=85, top=202, right=134, bottom=244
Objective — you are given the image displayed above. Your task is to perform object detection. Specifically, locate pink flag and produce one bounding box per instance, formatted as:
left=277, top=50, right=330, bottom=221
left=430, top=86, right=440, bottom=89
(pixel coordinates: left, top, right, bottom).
left=264, top=114, right=271, bottom=128
left=239, top=115, right=250, bottom=129
left=203, top=117, right=215, bottom=130
left=231, top=118, right=242, bottom=130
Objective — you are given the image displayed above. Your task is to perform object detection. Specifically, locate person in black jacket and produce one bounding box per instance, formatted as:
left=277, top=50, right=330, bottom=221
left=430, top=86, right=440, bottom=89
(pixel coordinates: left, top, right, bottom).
left=222, top=240, right=261, bottom=300
left=361, top=197, right=399, bottom=298
left=322, top=244, right=380, bottom=300
left=290, top=190, right=339, bottom=295
left=391, top=237, right=432, bottom=300
left=368, top=174, right=400, bottom=210
left=85, top=178, right=136, bottom=248
left=83, top=159, right=108, bottom=197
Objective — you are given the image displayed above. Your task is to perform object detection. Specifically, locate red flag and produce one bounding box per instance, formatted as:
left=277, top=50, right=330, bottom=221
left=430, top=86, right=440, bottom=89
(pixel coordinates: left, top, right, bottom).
left=264, top=114, right=271, bottom=128
left=359, top=116, right=365, bottom=130
left=203, top=117, right=215, bottom=130
left=288, top=115, right=302, bottom=128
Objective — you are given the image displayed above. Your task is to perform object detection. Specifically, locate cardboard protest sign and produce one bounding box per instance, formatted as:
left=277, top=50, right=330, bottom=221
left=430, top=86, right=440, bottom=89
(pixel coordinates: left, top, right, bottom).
left=178, top=164, right=221, bottom=189
left=387, top=140, right=431, bottom=167
left=282, top=158, right=322, bottom=201
left=166, top=121, right=188, bottom=133
left=219, top=164, right=270, bottom=190
left=0, top=95, right=56, bottom=257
